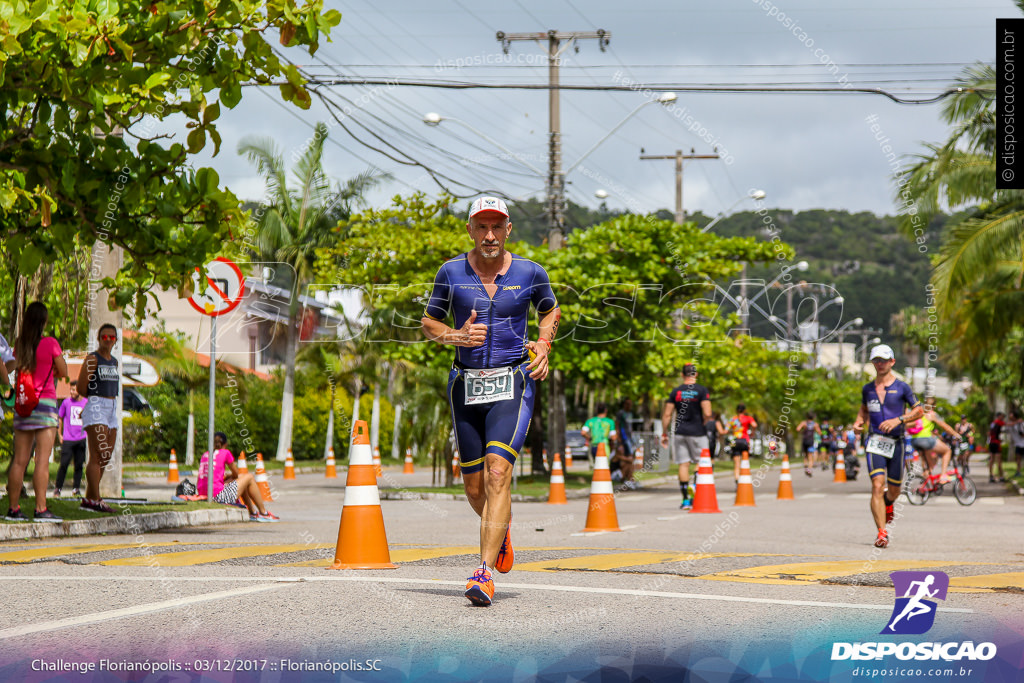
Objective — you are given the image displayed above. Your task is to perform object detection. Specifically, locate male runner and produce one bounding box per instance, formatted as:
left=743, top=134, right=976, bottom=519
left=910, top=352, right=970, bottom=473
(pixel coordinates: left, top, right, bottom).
left=852, top=344, right=923, bottom=548
left=661, top=364, right=712, bottom=510
left=421, top=196, right=559, bottom=607
left=582, top=402, right=617, bottom=465
left=796, top=412, right=821, bottom=477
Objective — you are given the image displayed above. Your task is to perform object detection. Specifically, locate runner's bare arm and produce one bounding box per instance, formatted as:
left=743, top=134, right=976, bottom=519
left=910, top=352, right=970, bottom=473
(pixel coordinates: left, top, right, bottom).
left=421, top=310, right=487, bottom=347
left=526, top=306, right=559, bottom=381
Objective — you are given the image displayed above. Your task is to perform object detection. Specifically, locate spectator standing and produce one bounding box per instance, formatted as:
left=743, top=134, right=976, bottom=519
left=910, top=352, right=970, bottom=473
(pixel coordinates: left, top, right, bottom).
left=55, top=380, right=88, bottom=497
left=661, top=363, right=712, bottom=510
left=582, top=402, right=618, bottom=465
left=987, top=412, right=1006, bottom=483
left=1008, top=411, right=1024, bottom=476
left=78, top=323, right=120, bottom=513
left=6, top=302, right=67, bottom=522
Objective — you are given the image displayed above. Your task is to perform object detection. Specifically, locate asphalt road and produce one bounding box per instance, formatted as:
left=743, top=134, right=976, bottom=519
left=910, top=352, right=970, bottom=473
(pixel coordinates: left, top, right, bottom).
left=0, top=456, right=1021, bottom=682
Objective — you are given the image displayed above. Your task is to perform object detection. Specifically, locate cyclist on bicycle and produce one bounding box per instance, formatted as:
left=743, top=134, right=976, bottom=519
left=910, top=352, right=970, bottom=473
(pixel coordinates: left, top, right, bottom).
left=906, top=398, right=960, bottom=485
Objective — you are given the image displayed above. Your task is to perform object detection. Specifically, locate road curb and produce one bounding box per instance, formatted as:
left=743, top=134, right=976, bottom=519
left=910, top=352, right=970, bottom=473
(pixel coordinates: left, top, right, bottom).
left=0, top=507, right=247, bottom=541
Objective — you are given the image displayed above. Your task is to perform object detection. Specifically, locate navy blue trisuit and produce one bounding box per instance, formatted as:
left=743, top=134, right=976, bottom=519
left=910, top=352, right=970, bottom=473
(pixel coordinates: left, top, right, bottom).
left=424, top=253, right=558, bottom=475
left=861, top=378, right=919, bottom=486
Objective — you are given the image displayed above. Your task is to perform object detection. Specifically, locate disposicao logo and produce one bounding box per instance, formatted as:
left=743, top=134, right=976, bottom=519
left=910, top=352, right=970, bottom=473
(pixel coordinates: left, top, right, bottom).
left=831, top=571, right=997, bottom=662
left=882, top=570, right=948, bottom=635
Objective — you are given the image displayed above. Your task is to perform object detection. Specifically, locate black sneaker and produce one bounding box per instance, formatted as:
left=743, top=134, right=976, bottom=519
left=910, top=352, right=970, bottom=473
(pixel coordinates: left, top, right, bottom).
left=33, top=509, right=63, bottom=522
left=5, top=507, right=29, bottom=522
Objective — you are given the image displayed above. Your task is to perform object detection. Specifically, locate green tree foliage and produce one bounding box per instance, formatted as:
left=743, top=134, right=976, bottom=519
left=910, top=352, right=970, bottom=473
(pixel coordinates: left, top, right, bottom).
left=0, top=0, right=340, bottom=306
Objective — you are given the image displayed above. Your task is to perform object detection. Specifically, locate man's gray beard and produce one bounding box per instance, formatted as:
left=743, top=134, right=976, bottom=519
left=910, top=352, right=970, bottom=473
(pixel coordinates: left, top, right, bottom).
left=480, top=247, right=501, bottom=259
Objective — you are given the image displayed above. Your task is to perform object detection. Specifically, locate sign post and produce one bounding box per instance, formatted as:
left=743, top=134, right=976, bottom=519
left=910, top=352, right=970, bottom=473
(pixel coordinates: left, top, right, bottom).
left=188, top=257, right=245, bottom=501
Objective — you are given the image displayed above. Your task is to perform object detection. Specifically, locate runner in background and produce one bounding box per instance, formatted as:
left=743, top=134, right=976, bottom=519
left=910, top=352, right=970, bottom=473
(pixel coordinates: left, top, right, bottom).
left=796, top=412, right=821, bottom=477
left=727, top=404, right=758, bottom=482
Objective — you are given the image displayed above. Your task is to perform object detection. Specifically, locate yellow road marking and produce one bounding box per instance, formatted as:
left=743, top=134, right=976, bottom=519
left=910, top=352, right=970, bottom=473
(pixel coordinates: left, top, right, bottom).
left=273, top=546, right=581, bottom=568
left=514, top=552, right=789, bottom=573
left=0, top=543, right=200, bottom=564
left=948, top=572, right=1024, bottom=593
left=698, top=560, right=996, bottom=585
left=100, top=544, right=329, bottom=567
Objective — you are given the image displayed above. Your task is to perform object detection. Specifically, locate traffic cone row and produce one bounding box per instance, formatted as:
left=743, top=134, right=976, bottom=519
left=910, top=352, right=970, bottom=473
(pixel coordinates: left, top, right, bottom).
left=237, top=451, right=248, bottom=476
left=403, top=448, right=415, bottom=474
left=330, top=420, right=396, bottom=570
left=373, top=446, right=382, bottom=477
left=283, top=449, right=295, bottom=480
left=834, top=452, right=847, bottom=483
left=325, top=447, right=337, bottom=479
left=582, top=443, right=621, bottom=532
left=777, top=451, right=795, bottom=500
left=255, top=452, right=274, bottom=501
left=735, top=453, right=756, bottom=506
left=167, top=449, right=180, bottom=483
left=691, top=449, right=721, bottom=513
left=547, top=452, right=567, bottom=504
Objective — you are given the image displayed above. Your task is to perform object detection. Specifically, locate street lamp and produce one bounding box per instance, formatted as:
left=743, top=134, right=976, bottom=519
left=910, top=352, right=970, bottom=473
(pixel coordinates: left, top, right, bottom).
left=857, top=335, right=883, bottom=363
left=833, top=317, right=863, bottom=375
left=422, top=112, right=547, bottom=177
left=702, top=189, right=767, bottom=233
left=565, top=92, right=677, bottom=174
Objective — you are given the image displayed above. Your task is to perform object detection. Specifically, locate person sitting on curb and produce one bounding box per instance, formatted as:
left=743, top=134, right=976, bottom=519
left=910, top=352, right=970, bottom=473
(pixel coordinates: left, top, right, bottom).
left=609, top=440, right=638, bottom=489
left=197, top=432, right=279, bottom=522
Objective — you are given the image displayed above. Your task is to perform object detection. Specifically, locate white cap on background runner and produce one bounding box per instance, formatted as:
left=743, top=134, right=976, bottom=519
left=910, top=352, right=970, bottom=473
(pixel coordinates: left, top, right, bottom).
left=468, top=196, right=509, bottom=219
left=868, top=344, right=895, bottom=361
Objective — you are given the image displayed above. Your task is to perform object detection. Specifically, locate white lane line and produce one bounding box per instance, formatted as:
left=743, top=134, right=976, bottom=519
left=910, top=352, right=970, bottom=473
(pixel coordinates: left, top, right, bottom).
left=0, top=576, right=972, bottom=613
left=0, top=583, right=285, bottom=640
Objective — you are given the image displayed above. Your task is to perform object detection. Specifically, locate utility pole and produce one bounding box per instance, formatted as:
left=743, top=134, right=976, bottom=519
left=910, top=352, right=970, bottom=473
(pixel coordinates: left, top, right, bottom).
left=639, top=149, right=719, bottom=224
left=497, top=28, right=609, bottom=467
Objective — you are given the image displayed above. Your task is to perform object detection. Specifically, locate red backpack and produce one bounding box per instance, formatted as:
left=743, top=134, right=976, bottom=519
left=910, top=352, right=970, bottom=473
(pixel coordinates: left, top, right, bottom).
left=14, top=364, right=51, bottom=418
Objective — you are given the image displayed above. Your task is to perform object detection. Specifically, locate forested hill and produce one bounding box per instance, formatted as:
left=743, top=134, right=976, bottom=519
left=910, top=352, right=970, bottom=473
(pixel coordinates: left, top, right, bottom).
left=506, top=198, right=948, bottom=337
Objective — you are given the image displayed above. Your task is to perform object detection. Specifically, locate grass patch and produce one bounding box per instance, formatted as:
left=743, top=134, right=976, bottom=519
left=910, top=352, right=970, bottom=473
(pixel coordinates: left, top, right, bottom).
left=0, top=495, right=225, bottom=523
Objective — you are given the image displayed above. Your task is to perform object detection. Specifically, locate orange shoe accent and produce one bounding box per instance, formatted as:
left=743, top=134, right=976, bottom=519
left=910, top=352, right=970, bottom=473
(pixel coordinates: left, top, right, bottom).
left=283, top=449, right=295, bottom=480
left=691, top=449, right=722, bottom=513
left=403, top=448, right=415, bottom=474
left=776, top=451, right=795, bottom=500
left=833, top=452, right=847, bottom=483
left=465, top=567, right=494, bottom=606
left=734, top=452, right=756, bottom=507
left=325, top=447, right=337, bottom=479
left=875, top=529, right=889, bottom=548
left=330, top=421, right=397, bottom=570
left=494, top=522, right=514, bottom=573
left=582, top=443, right=621, bottom=532
left=547, top=453, right=567, bottom=505
left=166, top=449, right=180, bottom=484
left=237, top=451, right=248, bottom=477
left=254, top=453, right=273, bottom=502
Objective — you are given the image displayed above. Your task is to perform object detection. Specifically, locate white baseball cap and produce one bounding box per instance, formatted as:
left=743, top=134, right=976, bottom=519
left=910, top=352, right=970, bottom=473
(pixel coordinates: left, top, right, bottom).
left=468, top=196, right=509, bottom=219
left=869, top=344, right=895, bottom=361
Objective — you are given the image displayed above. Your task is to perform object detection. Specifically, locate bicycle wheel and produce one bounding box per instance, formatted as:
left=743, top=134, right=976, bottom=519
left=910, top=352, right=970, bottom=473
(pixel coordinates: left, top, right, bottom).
left=953, top=475, right=977, bottom=506
left=904, top=475, right=929, bottom=505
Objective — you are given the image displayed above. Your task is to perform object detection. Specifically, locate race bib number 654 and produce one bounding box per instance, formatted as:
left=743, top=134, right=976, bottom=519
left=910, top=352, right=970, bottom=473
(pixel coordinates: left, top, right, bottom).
left=464, top=367, right=515, bottom=406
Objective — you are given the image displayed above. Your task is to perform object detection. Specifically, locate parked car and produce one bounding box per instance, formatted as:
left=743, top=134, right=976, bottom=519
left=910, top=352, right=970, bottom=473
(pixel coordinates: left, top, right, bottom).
left=123, top=387, right=154, bottom=416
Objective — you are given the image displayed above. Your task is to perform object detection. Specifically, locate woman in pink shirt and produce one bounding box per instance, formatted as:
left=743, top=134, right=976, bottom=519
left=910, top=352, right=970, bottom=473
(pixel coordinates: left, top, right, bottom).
left=6, top=302, right=67, bottom=522
left=197, top=432, right=278, bottom=522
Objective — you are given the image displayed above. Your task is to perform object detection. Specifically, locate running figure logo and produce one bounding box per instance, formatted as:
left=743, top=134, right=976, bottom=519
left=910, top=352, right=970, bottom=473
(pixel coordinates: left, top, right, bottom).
left=881, top=571, right=949, bottom=635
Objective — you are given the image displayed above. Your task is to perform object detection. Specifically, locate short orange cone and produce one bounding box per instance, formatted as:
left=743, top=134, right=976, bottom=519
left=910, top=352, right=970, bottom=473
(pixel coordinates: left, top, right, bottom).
left=283, top=449, right=295, bottom=480
left=547, top=453, right=567, bottom=504
left=330, top=420, right=397, bottom=570
left=167, top=449, right=180, bottom=483
left=542, top=447, right=548, bottom=471
left=635, top=441, right=644, bottom=470
left=734, top=452, right=756, bottom=506
left=403, top=448, right=415, bottom=474
left=565, top=444, right=573, bottom=469
left=325, top=447, right=337, bottom=479
left=833, top=451, right=847, bottom=483
left=691, top=449, right=721, bottom=513
left=452, top=450, right=461, bottom=483
left=582, top=443, right=621, bottom=532
left=237, top=451, right=248, bottom=477
left=255, top=452, right=274, bottom=501
left=373, top=446, right=382, bottom=477
left=777, top=451, right=795, bottom=500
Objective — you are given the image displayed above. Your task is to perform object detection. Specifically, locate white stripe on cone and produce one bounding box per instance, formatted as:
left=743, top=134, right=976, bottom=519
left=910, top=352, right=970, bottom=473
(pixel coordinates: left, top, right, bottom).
left=590, top=481, right=614, bottom=495
left=349, top=444, right=372, bottom=465
left=738, top=475, right=753, bottom=484
left=594, top=456, right=609, bottom=470
left=343, top=485, right=381, bottom=506
left=550, top=475, right=565, bottom=484
left=780, top=472, right=792, bottom=481
left=696, top=474, right=716, bottom=485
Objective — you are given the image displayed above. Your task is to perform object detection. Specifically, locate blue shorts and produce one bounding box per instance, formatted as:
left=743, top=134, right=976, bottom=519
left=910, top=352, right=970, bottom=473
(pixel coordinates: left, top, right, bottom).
left=866, top=435, right=905, bottom=486
left=447, top=359, right=535, bottom=475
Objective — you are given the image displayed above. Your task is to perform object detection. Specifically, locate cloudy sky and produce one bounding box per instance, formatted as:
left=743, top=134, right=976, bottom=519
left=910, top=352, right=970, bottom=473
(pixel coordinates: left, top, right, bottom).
left=185, top=0, right=1011, bottom=219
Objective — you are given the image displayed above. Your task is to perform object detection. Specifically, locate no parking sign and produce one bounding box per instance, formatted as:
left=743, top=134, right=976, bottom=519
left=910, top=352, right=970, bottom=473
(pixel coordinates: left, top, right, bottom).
left=188, top=257, right=245, bottom=317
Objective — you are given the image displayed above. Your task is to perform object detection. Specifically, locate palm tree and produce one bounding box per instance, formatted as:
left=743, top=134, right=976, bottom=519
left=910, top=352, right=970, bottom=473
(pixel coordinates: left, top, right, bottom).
left=239, top=123, right=383, bottom=459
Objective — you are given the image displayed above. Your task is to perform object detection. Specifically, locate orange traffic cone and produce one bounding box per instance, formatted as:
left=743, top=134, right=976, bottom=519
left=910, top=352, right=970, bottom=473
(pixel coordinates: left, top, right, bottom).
left=635, top=441, right=644, bottom=470
left=373, top=446, right=382, bottom=477
left=565, top=445, right=573, bottom=469
left=325, top=447, right=337, bottom=479
left=330, top=420, right=397, bottom=570
left=833, top=452, right=847, bottom=483
left=691, top=449, right=721, bottom=513
left=237, top=451, right=248, bottom=477
left=283, top=449, right=295, bottom=480
left=777, top=451, right=795, bottom=500
left=582, top=443, right=621, bottom=532
left=403, top=448, right=415, bottom=474
left=452, top=451, right=462, bottom=484
left=167, top=449, right=180, bottom=483
left=547, top=453, right=567, bottom=504
left=735, top=452, right=756, bottom=506
left=542, top=447, right=548, bottom=471
left=255, top=452, right=273, bottom=502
